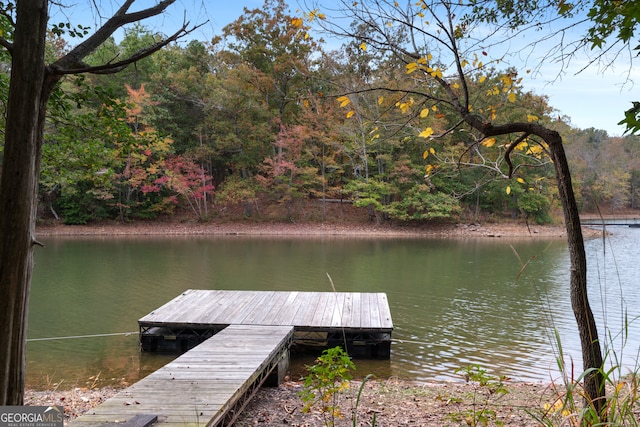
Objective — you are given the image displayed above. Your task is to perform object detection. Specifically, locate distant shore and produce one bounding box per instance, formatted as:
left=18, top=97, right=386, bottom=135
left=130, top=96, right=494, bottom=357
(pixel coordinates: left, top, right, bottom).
left=36, top=219, right=604, bottom=239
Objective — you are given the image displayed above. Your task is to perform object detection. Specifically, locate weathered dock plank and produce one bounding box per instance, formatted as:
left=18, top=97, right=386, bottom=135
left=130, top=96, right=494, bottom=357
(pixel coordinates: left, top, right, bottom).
left=73, top=324, right=294, bottom=427
left=308, top=291, right=334, bottom=327
left=377, top=293, right=393, bottom=328
left=290, top=292, right=318, bottom=326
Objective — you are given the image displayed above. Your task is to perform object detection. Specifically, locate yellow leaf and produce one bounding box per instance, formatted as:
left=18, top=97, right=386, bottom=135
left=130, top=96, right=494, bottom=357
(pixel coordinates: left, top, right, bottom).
left=481, top=137, right=496, bottom=147
left=429, top=147, right=435, bottom=155
left=506, top=186, right=511, bottom=195
left=308, top=9, right=326, bottom=21
left=291, top=17, right=304, bottom=28
left=431, top=105, right=438, bottom=111
left=359, top=42, right=367, bottom=51
left=337, top=96, right=350, bottom=108
left=452, top=82, right=460, bottom=89
left=420, top=108, right=430, bottom=118
left=378, top=96, right=384, bottom=105
left=516, top=177, right=525, bottom=184
left=346, top=110, right=355, bottom=118
left=527, top=114, right=539, bottom=122
left=419, top=127, right=434, bottom=138
left=423, top=150, right=429, bottom=159
left=461, top=59, right=469, bottom=67
left=479, top=75, right=486, bottom=83
left=508, top=92, right=517, bottom=103
left=527, top=145, right=544, bottom=155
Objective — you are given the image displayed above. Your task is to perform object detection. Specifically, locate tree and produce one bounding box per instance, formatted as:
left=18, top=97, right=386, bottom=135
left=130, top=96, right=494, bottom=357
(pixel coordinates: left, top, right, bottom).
left=305, top=0, right=605, bottom=415
left=221, top=0, right=315, bottom=126
left=0, top=0, right=196, bottom=405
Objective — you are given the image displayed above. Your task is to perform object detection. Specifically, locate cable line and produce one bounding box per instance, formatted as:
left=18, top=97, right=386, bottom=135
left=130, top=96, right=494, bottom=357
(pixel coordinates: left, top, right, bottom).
left=27, top=331, right=138, bottom=342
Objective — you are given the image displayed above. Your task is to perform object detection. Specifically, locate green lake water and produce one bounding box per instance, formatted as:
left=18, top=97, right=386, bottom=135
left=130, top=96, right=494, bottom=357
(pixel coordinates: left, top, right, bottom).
left=26, top=227, right=640, bottom=389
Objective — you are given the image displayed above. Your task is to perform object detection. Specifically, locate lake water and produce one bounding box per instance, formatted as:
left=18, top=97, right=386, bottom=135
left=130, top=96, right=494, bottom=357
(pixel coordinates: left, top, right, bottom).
left=26, top=226, right=640, bottom=390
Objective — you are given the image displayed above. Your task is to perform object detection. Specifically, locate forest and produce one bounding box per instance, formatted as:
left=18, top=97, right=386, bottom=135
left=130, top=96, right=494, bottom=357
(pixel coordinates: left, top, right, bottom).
left=6, top=0, right=639, bottom=225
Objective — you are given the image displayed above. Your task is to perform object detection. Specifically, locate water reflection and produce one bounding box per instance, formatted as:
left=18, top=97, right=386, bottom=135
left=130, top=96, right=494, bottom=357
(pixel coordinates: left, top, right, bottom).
left=26, top=228, right=640, bottom=389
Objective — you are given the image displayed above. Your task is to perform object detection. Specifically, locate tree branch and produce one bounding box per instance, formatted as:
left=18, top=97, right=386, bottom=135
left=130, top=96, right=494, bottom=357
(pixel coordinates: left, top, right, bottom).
left=504, top=132, right=530, bottom=178
left=49, top=21, right=202, bottom=76
left=0, top=37, right=12, bottom=54
left=49, top=0, right=187, bottom=74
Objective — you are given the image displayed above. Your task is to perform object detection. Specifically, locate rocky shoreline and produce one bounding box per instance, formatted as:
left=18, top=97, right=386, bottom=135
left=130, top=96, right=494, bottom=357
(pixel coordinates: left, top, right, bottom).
left=26, top=378, right=564, bottom=426
left=36, top=219, right=601, bottom=239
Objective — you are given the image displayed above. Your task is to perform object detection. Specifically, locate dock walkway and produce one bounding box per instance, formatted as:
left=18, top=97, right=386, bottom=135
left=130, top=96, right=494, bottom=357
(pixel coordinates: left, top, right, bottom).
left=72, top=324, right=294, bottom=427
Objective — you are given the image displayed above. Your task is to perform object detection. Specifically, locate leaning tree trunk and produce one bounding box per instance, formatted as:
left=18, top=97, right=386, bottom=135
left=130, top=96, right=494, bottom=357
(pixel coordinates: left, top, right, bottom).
left=546, top=130, right=605, bottom=414
left=0, top=0, right=50, bottom=405
left=465, top=113, right=607, bottom=414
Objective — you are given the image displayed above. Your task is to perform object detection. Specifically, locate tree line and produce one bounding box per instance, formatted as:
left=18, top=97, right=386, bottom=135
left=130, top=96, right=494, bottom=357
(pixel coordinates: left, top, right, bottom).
left=0, top=0, right=633, bottom=226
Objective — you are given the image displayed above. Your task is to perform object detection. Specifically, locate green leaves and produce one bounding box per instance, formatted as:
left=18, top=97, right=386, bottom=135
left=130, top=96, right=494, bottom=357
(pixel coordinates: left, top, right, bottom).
left=587, top=0, right=640, bottom=49
left=300, top=347, right=355, bottom=421
left=50, top=22, right=90, bottom=38
left=618, top=101, right=640, bottom=135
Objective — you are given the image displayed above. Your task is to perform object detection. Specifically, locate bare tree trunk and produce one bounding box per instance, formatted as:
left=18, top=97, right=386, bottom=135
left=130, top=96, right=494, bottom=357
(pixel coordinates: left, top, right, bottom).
left=0, top=0, right=49, bottom=406
left=469, top=119, right=606, bottom=413
left=547, top=131, right=605, bottom=414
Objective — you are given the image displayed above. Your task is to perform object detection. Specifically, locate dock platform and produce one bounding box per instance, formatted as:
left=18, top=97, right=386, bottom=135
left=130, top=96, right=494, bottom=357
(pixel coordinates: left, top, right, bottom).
left=72, top=324, right=294, bottom=427
left=139, top=289, right=393, bottom=358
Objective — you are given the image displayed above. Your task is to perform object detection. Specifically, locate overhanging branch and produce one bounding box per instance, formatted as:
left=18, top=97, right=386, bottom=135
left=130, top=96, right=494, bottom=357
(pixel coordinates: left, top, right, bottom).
left=49, top=21, right=203, bottom=76
left=48, top=0, right=195, bottom=75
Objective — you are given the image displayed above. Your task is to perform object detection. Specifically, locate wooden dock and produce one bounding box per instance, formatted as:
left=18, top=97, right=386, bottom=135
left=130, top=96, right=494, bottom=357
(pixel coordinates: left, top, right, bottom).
left=139, top=289, right=393, bottom=358
left=72, top=324, right=294, bottom=427
left=73, top=290, right=393, bottom=426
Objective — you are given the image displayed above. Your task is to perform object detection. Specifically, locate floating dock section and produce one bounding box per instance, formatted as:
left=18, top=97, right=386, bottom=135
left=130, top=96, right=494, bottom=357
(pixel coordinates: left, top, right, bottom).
left=139, top=289, right=393, bottom=358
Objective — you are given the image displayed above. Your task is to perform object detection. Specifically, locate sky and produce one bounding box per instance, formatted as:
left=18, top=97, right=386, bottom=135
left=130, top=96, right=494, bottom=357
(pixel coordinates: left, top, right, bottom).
left=54, top=0, right=637, bottom=137
left=517, top=39, right=638, bottom=137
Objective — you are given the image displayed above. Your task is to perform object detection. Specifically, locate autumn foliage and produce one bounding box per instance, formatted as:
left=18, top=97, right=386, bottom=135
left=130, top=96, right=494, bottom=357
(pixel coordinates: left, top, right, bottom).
left=28, top=0, right=640, bottom=225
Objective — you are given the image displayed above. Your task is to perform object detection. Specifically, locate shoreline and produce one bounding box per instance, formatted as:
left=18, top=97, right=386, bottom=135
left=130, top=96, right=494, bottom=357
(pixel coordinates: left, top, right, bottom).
left=26, top=378, right=562, bottom=426
left=35, top=219, right=602, bottom=239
